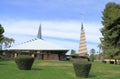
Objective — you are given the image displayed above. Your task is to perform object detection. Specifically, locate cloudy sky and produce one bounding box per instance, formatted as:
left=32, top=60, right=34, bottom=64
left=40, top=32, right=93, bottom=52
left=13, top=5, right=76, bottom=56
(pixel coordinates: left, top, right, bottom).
left=0, top=0, right=120, bottom=54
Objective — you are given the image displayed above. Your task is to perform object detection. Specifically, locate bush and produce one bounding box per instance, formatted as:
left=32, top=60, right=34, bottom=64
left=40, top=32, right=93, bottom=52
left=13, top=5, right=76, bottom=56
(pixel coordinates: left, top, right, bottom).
left=0, top=55, right=3, bottom=60
left=15, top=55, right=34, bottom=70
left=73, top=61, right=92, bottom=78
left=70, top=56, right=90, bottom=61
left=0, top=55, right=10, bottom=61
left=109, top=61, right=114, bottom=64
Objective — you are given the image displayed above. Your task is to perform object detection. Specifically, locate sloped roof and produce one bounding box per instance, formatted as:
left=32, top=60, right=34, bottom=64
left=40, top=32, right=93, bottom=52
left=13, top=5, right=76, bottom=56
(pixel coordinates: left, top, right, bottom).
left=7, top=25, right=69, bottom=52
left=7, top=38, right=68, bottom=51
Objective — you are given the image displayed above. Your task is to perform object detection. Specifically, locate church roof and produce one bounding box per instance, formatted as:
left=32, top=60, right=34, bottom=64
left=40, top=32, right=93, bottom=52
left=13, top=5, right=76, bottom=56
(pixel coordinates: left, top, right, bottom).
left=7, top=38, right=68, bottom=51
left=7, top=25, right=68, bottom=51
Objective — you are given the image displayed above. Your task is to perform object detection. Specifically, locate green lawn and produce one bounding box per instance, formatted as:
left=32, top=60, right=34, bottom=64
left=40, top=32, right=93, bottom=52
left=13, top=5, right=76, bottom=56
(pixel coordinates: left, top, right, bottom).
left=0, top=60, right=120, bottom=79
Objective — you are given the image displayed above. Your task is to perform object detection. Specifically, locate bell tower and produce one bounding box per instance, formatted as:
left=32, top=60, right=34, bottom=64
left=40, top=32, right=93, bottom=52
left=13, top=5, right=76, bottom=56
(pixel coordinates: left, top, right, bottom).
left=78, top=23, right=88, bottom=57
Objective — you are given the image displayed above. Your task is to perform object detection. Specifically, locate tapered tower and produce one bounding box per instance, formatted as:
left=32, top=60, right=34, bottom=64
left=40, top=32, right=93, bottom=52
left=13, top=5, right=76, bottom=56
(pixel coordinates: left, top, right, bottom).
left=37, top=24, right=42, bottom=39
left=78, top=23, right=88, bottom=57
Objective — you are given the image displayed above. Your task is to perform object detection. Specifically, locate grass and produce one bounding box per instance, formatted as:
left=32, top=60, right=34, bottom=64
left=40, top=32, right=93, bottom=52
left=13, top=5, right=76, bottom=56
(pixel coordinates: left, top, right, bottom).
left=0, top=60, right=120, bottom=79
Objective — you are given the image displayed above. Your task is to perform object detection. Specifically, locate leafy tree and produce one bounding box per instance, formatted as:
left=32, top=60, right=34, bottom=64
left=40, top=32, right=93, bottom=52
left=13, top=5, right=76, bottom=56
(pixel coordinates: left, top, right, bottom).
left=71, top=49, right=76, bottom=55
left=97, top=44, right=103, bottom=60
left=70, top=49, right=78, bottom=56
left=90, top=48, right=96, bottom=62
left=3, top=37, right=15, bottom=48
left=0, top=24, right=15, bottom=50
left=100, top=2, right=120, bottom=59
left=0, top=24, right=4, bottom=50
left=97, top=44, right=102, bottom=53
left=114, top=55, right=120, bottom=64
left=0, top=24, right=4, bottom=41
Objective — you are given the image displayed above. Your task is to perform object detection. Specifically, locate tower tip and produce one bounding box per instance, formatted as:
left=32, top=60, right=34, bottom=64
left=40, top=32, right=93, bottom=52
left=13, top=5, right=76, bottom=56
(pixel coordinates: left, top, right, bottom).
left=37, top=24, right=42, bottom=39
left=81, top=23, right=84, bottom=31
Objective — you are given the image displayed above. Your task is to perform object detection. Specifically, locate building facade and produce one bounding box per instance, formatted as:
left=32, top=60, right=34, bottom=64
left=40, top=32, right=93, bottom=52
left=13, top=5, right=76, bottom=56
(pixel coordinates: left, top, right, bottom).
left=6, top=25, right=68, bottom=60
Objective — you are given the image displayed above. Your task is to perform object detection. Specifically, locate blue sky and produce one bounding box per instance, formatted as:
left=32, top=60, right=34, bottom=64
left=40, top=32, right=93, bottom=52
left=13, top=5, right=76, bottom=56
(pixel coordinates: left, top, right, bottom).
left=1, top=0, right=120, bottom=54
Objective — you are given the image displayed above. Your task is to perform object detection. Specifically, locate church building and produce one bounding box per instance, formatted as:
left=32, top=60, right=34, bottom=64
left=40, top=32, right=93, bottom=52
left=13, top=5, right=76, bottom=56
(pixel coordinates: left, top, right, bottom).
left=6, top=25, right=69, bottom=60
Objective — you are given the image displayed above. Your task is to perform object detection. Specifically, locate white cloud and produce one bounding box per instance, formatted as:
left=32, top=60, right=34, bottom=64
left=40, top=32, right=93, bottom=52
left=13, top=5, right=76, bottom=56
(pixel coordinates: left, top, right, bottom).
left=2, top=20, right=39, bottom=35
left=42, top=21, right=102, bottom=43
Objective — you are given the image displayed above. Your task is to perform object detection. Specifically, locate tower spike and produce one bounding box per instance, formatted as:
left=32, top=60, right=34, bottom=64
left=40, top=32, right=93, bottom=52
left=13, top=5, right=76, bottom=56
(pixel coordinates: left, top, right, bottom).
left=37, top=24, right=42, bottom=39
left=78, top=23, right=88, bottom=57
left=81, top=23, right=84, bottom=31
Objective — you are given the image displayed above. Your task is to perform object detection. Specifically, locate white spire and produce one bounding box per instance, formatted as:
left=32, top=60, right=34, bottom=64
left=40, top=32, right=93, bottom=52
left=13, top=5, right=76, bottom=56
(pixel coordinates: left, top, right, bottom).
left=78, top=23, right=88, bottom=57
left=37, top=24, right=42, bottom=39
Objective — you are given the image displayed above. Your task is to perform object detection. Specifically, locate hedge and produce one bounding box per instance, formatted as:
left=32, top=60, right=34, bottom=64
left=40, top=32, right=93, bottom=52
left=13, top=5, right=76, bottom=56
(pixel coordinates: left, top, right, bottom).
left=15, top=55, right=34, bottom=70
left=73, top=61, right=92, bottom=78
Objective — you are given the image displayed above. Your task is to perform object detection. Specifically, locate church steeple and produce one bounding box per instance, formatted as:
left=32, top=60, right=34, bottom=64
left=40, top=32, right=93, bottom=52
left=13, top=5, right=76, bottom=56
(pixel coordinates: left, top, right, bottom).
left=37, top=24, right=42, bottom=39
left=78, top=23, right=88, bottom=57
left=81, top=23, right=84, bottom=32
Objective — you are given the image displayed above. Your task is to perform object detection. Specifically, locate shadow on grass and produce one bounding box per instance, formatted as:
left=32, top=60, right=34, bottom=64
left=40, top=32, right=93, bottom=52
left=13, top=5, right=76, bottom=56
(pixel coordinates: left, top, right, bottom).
left=89, top=74, right=96, bottom=78
left=0, top=63, right=7, bottom=65
left=32, top=68, right=43, bottom=71
left=0, top=64, right=6, bottom=65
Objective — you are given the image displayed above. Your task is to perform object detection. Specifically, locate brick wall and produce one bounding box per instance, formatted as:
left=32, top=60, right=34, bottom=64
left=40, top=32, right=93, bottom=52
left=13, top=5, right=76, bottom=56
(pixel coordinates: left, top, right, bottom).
left=44, top=54, right=59, bottom=60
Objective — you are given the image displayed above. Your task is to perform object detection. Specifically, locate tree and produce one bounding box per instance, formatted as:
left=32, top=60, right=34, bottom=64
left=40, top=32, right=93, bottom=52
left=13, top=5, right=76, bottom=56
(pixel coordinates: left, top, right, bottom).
left=0, top=24, right=4, bottom=50
left=70, top=49, right=78, bottom=56
left=3, top=37, right=15, bottom=48
left=71, top=49, right=76, bottom=55
left=97, top=44, right=102, bottom=60
left=0, top=24, right=15, bottom=50
left=100, top=2, right=120, bottom=59
left=90, top=48, right=96, bottom=62
left=0, top=24, right=4, bottom=41
left=97, top=44, right=102, bottom=53
left=114, top=55, right=120, bottom=64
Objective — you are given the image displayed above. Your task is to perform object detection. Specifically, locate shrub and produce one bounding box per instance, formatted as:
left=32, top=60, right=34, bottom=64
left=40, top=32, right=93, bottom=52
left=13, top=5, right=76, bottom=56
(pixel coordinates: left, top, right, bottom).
left=70, top=56, right=90, bottom=61
left=0, top=55, right=3, bottom=60
left=72, top=61, right=92, bottom=78
left=0, top=55, right=10, bottom=61
left=109, top=61, right=114, bottom=64
left=15, top=55, right=34, bottom=70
